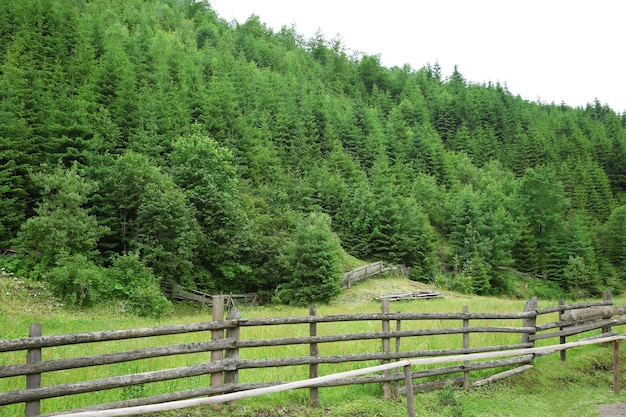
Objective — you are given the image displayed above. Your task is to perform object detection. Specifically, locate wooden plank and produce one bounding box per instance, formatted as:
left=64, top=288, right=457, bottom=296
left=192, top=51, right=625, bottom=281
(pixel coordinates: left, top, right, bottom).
left=0, top=340, right=235, bottom=378
left=561, top=305, right=626, bottom=322
left=375, top=291, right=442, bottom=301
left=472, top=365, right=533, bottom=387
left=39, top=382, right=278, bottom=416
left=232, top=326, right=534, bottom=351
left=236, top=310, right=534, bottom=326
left=0, top=361, right=231, bottom=406
left=536, top=300, right=613, bottom=315
left=0, top=322, right=236, bottom=353
left=384, top=355, right=535, bottom=394
left=531, top=318, right=621, bottom=342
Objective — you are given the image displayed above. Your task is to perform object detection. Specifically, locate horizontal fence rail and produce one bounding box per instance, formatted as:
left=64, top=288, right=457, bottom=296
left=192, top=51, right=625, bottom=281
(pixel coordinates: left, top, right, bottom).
left=1, top=292, right=624, bottom=417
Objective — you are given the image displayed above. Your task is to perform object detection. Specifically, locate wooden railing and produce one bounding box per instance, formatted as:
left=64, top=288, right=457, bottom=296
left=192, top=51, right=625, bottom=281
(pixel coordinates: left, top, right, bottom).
left=341, top=261, right=399, bottom=288
left=159, top=282, right=260, bottom=306
left=1, top=293, right=624, bottom=417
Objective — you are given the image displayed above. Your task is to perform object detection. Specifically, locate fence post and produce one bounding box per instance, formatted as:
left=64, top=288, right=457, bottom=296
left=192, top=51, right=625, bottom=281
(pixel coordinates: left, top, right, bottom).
left=224, top=307, right=240, bottom=390
left=520, top=297, right=537, bottom=349
left=463, top=306, right=470, bottom=391
left=559, top=298, right=566, bottom=362
left=25, top=323, right=42, bottom=417
left=309, top=305, right=319, bottom=408
left=394, top=315, right=402, bottom=395
left=381, top=299, right=392, bottom=399
left=603, top=291, right=613, bottom=336
left=211, top=295, right=225, bottom=389
left=614, top=339, right=620, bottom=395
left=404, top=364, right=416, bottom=417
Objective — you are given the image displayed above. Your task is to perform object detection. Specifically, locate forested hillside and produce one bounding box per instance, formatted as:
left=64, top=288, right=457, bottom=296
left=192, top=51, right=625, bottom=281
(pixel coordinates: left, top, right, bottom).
left=2, top=0, right=626, bottom=315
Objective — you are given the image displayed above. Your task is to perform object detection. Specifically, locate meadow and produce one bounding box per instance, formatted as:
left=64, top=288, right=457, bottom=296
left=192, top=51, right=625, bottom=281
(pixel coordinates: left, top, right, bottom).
left=1, top=273, right=625, bottom=417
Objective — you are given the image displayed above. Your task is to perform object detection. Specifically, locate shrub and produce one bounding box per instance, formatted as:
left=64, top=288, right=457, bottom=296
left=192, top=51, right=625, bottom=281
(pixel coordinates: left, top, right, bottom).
left=109, top=253, right=171, bottom=317
left=46, top=254, right=114, bottom=307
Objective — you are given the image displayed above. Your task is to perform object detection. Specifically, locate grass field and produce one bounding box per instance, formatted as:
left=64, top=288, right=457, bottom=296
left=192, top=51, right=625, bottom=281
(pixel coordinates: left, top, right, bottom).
left=1, top=272, right=626, bottom=417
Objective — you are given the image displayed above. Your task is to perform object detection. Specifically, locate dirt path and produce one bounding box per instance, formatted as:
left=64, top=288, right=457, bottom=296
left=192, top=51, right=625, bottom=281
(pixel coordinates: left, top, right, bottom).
left=598, top=403, right=626, bottom=416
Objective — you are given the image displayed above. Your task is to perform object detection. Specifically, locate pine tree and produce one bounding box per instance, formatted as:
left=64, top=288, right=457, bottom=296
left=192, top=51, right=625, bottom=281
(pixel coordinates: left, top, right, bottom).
left=276, top=212, right=342, bottom=306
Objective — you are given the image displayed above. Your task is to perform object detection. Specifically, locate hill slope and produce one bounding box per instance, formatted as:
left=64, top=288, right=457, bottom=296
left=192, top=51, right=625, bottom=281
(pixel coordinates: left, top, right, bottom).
left=0, top=0, right=626, bottom=310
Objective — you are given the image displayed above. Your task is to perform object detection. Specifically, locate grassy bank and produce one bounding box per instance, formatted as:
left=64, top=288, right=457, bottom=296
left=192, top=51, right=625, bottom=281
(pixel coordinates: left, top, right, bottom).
left=1, top=272, right=625, bottom=416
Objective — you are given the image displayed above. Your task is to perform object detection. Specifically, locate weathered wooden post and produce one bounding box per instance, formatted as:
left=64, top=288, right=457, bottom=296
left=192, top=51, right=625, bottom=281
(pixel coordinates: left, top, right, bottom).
left=211, top=295, right=225, bottom=389
left=520, top=297, right=538, bottom=348
left=404, top=364, right=416, bottom=417
left=603, top=291, right=613, bottom=336
left=394, top=315, right=402, bottom=395
left=309, top=305, right=319, bottom=407
left=463, top=306, right=470, bottom=390
left=25, top=323, right=42, bottom=417
left=381, top=299, right=392, bottom=399
left=224, top=307, right=240, bottom=387
left=559, top=298, right=566, bottom=361
left=614, top=339, right=620, bottom=395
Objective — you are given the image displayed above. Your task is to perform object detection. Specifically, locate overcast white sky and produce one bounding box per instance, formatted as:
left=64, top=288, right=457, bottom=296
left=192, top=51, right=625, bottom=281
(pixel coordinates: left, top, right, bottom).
left=209, top=0, right=626, bottom=114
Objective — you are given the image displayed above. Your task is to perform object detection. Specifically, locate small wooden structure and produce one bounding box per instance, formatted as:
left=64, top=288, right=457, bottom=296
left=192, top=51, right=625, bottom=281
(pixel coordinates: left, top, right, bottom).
left=375, top=290, right=441, bottom=302
left=160, top=281, right=260, bottom=306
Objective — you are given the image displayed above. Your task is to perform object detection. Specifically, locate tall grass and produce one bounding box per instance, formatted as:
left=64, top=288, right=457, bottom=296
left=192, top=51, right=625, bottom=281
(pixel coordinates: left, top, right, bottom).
left=1, top=274, right=624, bottom=417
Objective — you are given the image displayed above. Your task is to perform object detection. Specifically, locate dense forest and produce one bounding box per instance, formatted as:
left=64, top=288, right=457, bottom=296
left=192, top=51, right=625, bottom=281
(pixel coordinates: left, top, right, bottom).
left=2, top=0, right=626, bottom=315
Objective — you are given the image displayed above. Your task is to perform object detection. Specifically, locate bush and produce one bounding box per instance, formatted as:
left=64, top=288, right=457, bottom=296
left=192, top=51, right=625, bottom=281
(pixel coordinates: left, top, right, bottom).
left=434, top=272, right=474, bottom=295
left=522, top=278, right=566, bottom=300
left=46, top=254, right=114, bottom=307
left=109, top=253, right=171, bottom=317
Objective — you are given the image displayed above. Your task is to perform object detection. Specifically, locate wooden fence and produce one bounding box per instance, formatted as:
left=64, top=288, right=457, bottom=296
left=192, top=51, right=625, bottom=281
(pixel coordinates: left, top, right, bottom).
left=341, top=261, right=399, bottom=288
left=1, top=292, right=625, bottom=417
left=159, top=282, right=260, bottom=306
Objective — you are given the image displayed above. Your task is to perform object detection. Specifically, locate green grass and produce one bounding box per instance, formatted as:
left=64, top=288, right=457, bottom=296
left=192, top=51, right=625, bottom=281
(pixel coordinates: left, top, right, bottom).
left=1, top=273, right=625, bottom=416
